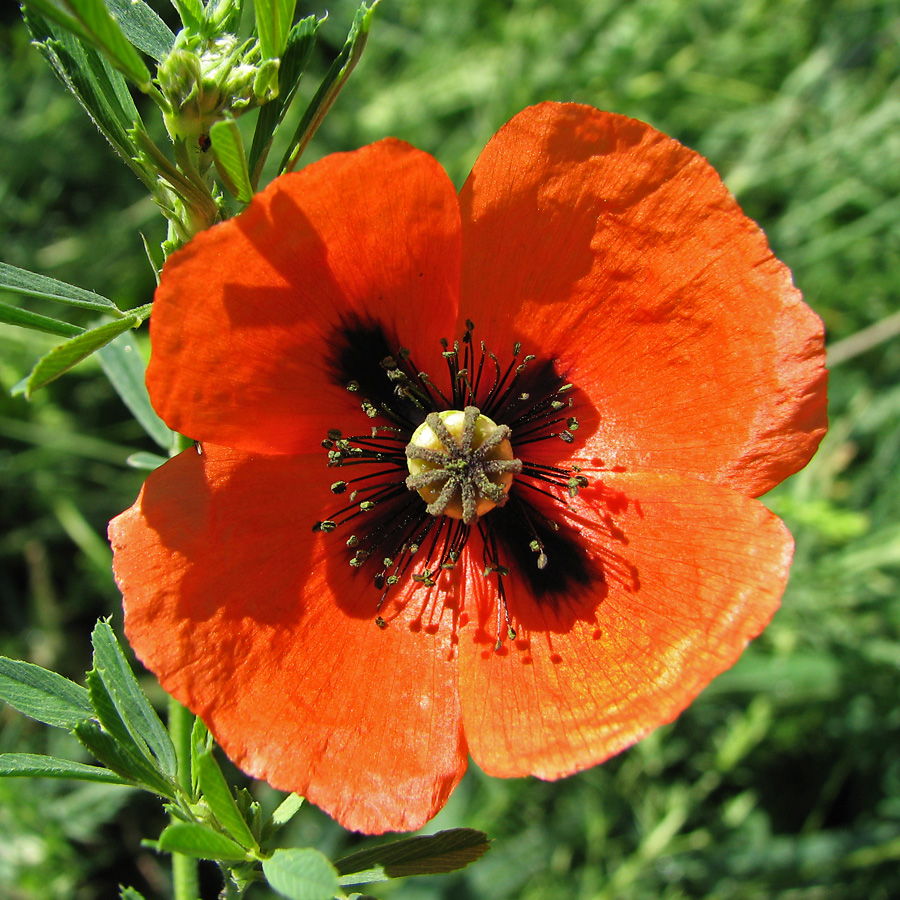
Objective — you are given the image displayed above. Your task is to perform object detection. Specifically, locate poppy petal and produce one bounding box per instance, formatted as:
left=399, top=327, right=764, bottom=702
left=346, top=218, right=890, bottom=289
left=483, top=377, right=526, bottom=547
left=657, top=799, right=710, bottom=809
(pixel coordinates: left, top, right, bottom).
left=459, top=102, right=827, bottom=497
left=109, top=445, right=467, bottom=834
left=147, top=140, right=462, bottom=455
left=457, top=470, right=791, bottom=779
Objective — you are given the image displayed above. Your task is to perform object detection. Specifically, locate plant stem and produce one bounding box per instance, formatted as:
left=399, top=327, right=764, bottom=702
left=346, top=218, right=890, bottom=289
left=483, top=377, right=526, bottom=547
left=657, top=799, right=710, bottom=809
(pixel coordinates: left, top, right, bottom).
left=169, top=696, right=200, bottom=900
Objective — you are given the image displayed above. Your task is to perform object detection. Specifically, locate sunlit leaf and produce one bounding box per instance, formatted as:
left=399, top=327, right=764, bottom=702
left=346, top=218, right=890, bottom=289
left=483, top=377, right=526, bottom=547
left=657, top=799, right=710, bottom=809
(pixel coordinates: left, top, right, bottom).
left=196, top=748, right=259, bottom=850
left=0, top=302, right=83, bottom=338
left=0, top=658, right=92, bottom=729
left=0, top=262, right=120, bottom=313
left=156, top=822, right=252, bottom=862
left=210, top=118, right=254, bottom=203
left=0, top=752, right=131, bottom=785
left=263, top=848, right=340, bottom=900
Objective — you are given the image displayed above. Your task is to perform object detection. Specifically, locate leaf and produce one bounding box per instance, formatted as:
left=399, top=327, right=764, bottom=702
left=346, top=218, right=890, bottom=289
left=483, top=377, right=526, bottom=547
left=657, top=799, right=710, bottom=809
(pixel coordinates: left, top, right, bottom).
left=0, top=302, right=83, bottom=338
left=169, top=0, right=203, bottom=33
left=74, top=719, right=177, bottom=798
left=15, top=314, right=141, bottom=398
left=262, top=849, right=340, bottom=900
left=0, top=752, right=131, bottom=785
left=335, top=828, right=490, bottom=884
left=120, top=887, right=148, bottom=900
left=90, top=620, right=178, bottom=778
left=0, top=262, right=121, bottom=314
left=156, top=822, right=253, bottom=862
left=210, top=118, right=254, bottom=203
left=126, top=451, right=168, bottom=470
left=0, top=657, right=92, bottom=729
left=196, top=749, right=259, bottom=851
left=98, top=332, right=173, bottom=450
left=271, top=793, right=305, bottom=827
left=255, top=0, right=298, bottom=61
left=105, top=0, right=175, bottom=61
left=279, top=2, right=376, bottom=175
left=25, top=17, right=151, bottom=184
left=248, top=15, right=319, bottom=186
left=22, top=0, right=153, bottom=88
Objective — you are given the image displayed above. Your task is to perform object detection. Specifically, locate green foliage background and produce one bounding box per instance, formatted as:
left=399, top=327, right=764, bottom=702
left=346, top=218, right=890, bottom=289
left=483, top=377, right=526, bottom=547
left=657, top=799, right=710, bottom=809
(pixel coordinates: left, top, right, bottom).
left=1, top=0, right=899, bottom=897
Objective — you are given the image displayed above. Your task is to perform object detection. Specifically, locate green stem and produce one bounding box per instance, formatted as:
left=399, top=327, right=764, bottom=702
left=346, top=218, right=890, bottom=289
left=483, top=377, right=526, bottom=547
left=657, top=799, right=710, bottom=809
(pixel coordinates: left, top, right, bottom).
left=169, top=696, right=200, bottom=900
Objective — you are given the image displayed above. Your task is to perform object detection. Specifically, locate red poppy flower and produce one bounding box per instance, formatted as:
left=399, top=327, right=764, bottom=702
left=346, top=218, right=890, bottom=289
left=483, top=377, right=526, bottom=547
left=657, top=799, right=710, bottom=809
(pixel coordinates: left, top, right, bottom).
left=109, top=103, right=827, bottom=835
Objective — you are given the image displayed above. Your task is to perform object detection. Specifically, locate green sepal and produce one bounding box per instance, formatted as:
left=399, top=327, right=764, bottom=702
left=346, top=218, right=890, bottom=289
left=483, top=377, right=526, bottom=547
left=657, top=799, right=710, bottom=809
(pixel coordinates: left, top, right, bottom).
left=195, top=748, right=259, bottom=851
left=255, top=0, right=298, bottom=62
left=74, top=719, right=177, bottom=798
left=13, top=312, right=146, bottom=398
left=98, top=332, right=174, bottom=451
left=210, top=117, right=254, bottom=203
left=0, top=261, right=121, bottom=314
left=0, top=657, right=92, bottom=729
left=0, top=752, right=131, bottom=785
left=248, top=14, right=319, bottom=186
left=335, top=828, right=490, bottom=884
left=89, top=620, right=178, bottom=779
left=279, top=1, right=376, bottom=175
left=105, top=0, right=175, bottom=62
left=154, top=822, right=253, bottom=862
left=262, top=848, right=340, bottom=900
left=0, top=302, right=83, bottom=338
left=20, top=0, right=153, bottom=89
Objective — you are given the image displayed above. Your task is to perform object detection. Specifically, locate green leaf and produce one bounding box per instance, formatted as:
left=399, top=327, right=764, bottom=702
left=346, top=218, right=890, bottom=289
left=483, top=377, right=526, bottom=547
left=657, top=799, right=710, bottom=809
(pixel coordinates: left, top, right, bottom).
left=0, top=752, right=131, bottom=785
left=0, top=657, right=92, bottom=729
left=15, top=314, right=141, bottom=397
left=120, top=887, right=148, bottom=900
left=169, top=0, right=203, bottom=33
left=210, top=118, right=254, bottom=203
left=248, top=14, right=319, bottom=186
left=263, top=848, right=340, bottom=900
left=98, top=331, right=173, bottom=450
left=271, top=793, right=305, bottom=827
left=22, top=0, right=153, bottom=88
left=74, top=719, right=177, bottom=798
left=335, top=829, right=490, bottom=884
left=156, top=822, right=252, bottom=862
left=196, top=749, right=258, bottom=851
left=279, top=2, right=376, bottom=175
left=0, top=262, right=121, bottom=314
left=126, top=451, right=168, bottom=470
left=105, top=0, right=175, bottom=61
left=0, top=302, right=83, bottom=338
left=91, top=621, right=178, bottom=778
left=255, top=0, right=298, bottom=61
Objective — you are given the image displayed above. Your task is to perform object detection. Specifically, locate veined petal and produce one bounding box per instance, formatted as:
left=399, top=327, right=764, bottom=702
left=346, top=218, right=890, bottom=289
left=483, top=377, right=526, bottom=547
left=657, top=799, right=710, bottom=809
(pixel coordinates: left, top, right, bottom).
left=109, top=445, right=467, bottom=834
left=459, top=103, right=827, bottom=497
left=457, top=470, right=791, bottom=779
left=148, top=140, right=462, bottom=454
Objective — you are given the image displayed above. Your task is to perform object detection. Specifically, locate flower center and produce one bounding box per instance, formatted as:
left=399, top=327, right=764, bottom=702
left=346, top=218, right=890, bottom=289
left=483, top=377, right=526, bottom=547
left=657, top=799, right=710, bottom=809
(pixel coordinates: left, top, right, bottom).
left=404, top=407, right=522, bottom=524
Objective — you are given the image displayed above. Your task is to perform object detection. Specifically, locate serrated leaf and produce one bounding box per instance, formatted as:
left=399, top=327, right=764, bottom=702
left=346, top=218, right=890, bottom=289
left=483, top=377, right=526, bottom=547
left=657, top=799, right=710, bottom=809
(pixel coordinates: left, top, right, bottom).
left=156, top=822, right=252, bottom=862
left=120, top=887, right=148, bottom=900
left=335, top=828, right=490, bottom=883
left=98, top=332, right=174, bottom=450
left=263, top=849, right=340, bottom=900
left=196, top=749, right=258, bottom=851
left=106, top=0, right=175, bottom=61
left=74, top=719, right=177, bottom=798
left=15, top=314, right=140, bottom=397
left=0, top=657, right=92, bottom=729
left=210, top=118, right=254, bottom=203
left=248, top=15, right=319, bottom=185
left=256, top=0, right=298, bottom=61
left=22, top=0, right=152, bottom=88
left=280, top=2, right=376, bottom=175
left=91, top=620, right=178, bottom=778
left=0, top=752, right=131, bottom=785
left=0, top=262, right=120, bottom=313
left=0, top=302, right=83, bottom=338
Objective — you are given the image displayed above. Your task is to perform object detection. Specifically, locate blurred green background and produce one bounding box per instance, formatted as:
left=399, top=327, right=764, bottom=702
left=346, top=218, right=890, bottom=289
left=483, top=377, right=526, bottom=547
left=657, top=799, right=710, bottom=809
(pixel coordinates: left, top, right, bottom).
left=1, top=0, right=899, bottom=897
